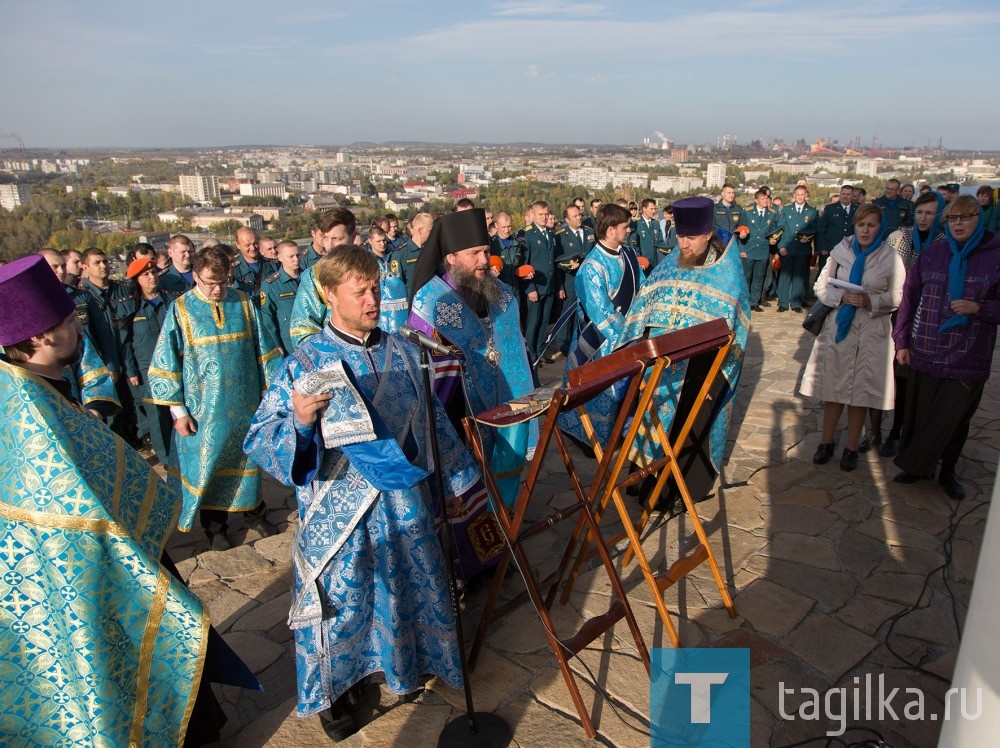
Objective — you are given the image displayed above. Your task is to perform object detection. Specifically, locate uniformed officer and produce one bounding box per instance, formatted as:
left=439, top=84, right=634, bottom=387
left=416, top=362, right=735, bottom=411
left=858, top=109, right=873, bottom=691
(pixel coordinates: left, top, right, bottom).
left=366, top=226, right=408, bottom=334
left=385, top=213, right=407, bottom=251
left=584, top=198, right=602, bottom=231
left=629, top=197, right=666, bottom=272
left=158, top=235, right=196, bottom=295
left=38, top=249, right=118, bottom=374
left=81, top=247, right=146, bottom=445
left=735, top=189, right=780, bottom=311
left=658, top=204, right=678, bottom=258
left=774, top=185, right=819, bottom=312
left=396, top=212, right=434, bottom=294
left=232, top=227, right=278, bottom=294
left=816, top=185, right=856, bottom=275
left=522, top=200, right=558, bottom=363
left=120, top=257, right=177, bottom=463
left=872, top=178, right=913, bottom=233
left=714, top=184, right=743, bottom=233
left=259, top=239, right=302, bottom=355
left=490, top=212, right=525, bottom=308
left=554, top=203, right=595, bottom=358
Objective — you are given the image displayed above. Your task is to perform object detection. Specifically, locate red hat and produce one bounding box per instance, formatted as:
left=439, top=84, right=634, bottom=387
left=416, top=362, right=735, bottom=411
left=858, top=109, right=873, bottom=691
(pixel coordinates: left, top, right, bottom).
left=0, top=255, right=76, bottom=346
left=126, top=257, right=154, bottom=280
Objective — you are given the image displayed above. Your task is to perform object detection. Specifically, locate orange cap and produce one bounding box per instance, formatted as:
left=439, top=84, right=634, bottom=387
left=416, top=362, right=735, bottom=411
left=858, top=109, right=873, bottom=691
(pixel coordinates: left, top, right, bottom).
left=489, top=255, right=504, bottom=272
left=515, top=264, right=535, bottom=279
left=126, top=257, right=155, bottom=279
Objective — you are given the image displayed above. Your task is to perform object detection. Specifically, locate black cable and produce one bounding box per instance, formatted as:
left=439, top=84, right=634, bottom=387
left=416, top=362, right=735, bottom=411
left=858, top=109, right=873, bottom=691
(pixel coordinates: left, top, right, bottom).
left=883, top=497, right=990, bottom=683
left=777, top=724, right=886, bottom=747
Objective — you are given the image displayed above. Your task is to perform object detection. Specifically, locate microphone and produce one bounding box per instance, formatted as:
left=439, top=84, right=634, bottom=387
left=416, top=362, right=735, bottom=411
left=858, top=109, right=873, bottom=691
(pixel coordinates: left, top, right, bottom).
left=399, top=324, right=454, bottom=356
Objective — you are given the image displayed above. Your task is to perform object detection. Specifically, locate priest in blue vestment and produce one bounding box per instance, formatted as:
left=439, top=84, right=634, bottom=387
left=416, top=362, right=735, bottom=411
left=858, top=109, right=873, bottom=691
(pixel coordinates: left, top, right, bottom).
left=244, top=245, right=479, bottom=741
left=408, top=209, right=534, bottom=574
left=148, top=244, right=281, bottom=549
left=617, top=196, right=751, bottom=507
left=558, top=202, right=643, bottom=447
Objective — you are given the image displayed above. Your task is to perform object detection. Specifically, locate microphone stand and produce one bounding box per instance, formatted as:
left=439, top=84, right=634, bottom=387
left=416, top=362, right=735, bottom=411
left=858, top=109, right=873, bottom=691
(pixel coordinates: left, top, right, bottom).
left=414, top=343, right=512, bottom=748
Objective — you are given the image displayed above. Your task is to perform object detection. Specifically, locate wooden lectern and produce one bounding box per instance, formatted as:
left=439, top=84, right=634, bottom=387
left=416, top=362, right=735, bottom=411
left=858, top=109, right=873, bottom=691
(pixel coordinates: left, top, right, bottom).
left=561, top=318, right=738, bottom=648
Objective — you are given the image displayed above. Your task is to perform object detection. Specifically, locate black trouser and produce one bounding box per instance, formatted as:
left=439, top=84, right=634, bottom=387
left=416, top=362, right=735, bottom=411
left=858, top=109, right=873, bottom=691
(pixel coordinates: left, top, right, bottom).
left=894, top=370, right=985, bottom=479
left=200, top=501, right=267, bottom=531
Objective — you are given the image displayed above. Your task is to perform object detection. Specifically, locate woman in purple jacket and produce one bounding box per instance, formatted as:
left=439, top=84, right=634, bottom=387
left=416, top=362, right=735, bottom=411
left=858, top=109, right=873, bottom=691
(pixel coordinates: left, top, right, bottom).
left=892, top=195, right=1000, bottom=499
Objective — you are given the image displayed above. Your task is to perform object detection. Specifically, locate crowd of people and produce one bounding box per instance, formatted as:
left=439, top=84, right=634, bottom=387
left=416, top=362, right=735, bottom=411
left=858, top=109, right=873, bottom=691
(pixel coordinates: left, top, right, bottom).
left=1, top=177, right=998, bottom=744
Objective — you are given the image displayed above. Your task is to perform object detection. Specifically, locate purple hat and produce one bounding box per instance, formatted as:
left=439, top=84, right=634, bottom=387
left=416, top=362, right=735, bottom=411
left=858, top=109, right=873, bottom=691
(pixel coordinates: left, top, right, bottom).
left=0, top=254, right=76, bottom=346
left=673, top=196, right=715, bottom=237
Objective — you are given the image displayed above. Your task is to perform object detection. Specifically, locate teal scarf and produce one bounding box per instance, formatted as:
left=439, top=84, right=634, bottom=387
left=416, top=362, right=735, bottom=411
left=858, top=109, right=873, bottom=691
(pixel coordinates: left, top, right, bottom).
left=912, top=193, right=946, bottom=256
left=835, top=217, right=886, bottom=343
left=939, top=207, right=986, bottom=334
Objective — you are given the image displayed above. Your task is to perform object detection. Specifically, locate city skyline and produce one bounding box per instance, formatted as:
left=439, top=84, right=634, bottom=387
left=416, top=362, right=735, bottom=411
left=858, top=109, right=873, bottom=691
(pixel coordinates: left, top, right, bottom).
left=3, top=1, right=1000, bottom=150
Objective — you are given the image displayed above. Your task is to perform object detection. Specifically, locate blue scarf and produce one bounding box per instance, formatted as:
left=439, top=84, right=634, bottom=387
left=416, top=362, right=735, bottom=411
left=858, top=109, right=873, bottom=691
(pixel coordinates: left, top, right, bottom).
left=939, top=207, right=986, bottom=334
left=912, top=193, right=946, bottom=256
left=835, top=217, right=887, bottom=343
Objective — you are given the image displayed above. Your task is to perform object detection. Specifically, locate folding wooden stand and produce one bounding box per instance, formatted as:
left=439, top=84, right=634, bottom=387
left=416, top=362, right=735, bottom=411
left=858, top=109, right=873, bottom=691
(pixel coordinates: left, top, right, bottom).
left=462, top=353, right=654, bottom=739
left=561, top=319, right=738, bottom=648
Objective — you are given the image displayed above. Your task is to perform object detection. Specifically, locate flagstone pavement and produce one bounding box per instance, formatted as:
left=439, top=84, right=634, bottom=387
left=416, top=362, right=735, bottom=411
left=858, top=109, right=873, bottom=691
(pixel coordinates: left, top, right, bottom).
left=166, top=309, right=1000, bottom=747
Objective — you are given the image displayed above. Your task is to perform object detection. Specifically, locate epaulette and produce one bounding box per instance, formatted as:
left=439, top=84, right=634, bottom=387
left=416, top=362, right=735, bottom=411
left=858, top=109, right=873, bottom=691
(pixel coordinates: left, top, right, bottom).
left=523, top=224, right=535, bottom=233
left=264, top=270, right=281, bottom=284
left=555, top=227, right=566, bottom=235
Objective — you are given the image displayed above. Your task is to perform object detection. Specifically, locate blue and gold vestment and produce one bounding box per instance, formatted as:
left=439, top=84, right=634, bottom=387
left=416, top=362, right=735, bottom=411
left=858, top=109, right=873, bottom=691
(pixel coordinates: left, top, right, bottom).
left=0, top=359, right=207, bottom=747
left=617, top=235, right=751, bottom=471
left=148, top=287, right=280, bottom=530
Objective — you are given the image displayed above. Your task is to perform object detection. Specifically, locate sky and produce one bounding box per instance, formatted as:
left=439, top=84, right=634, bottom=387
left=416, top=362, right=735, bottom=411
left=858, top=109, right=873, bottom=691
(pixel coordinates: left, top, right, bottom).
left=3, top=0, right=1000, bottom=150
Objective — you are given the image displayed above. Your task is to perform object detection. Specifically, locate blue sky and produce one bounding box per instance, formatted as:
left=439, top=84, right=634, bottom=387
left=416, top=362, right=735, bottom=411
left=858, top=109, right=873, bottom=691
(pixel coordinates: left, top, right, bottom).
left=3, top=1, right=999, bottom=149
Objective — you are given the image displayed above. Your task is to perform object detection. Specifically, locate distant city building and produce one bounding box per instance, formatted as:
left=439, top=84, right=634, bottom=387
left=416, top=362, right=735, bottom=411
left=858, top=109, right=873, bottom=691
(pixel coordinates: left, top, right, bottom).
left=706, top=162, right=726, bottom=190
left=0, top=183, right=32, bottom=211
left=670, top=149, right=689, bottom=164
left=649, top=176, right=705, bottom=194
left=335, top=152, right=349, bottom=164
left=257, top=168, right=284, bottom=183
left=568, top=167, right=612, bottom=191
left=384, top=196, right=424, bottom=212
left=239, top=182, right=286, bottom=199
left=304, top=196, right=341, bottom=212
left=854, top=159, right=880, bottom=177
left=179, top=174, right=220, bottom=203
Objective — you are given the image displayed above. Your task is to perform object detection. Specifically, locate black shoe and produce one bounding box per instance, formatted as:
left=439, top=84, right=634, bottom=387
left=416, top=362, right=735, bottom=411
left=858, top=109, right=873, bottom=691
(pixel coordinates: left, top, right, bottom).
left=760, top=300, right=772, bottom=308
left=319, top=705, right=359, bottom=742
left=751, top=304, right=763, bottom=312
left=792, top=307, right=804, bottom=313
left=777, top=306, right=788, bottom=313
left=813, top=442, right=835, bottom=465
left=840, top=448, right=859, bottom=472
left=245, top=514, right=279, bottom=541
left=880, top=436, right=900, bottom=457
left=893, top=470, right=921, bottom=484
left=939, top=471, right=966, bottom=500
left=205, top=524, right=232, bottom=551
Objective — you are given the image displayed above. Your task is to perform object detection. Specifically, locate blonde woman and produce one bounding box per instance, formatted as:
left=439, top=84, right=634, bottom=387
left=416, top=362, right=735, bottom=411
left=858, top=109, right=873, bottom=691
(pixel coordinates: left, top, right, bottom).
left=800, top=204, right=905, bottom=471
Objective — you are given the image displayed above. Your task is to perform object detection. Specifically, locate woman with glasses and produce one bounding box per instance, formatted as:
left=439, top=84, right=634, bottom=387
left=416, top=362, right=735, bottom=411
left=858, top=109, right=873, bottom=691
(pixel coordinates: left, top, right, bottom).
left=800, top=204, right=905, bottom=471
left=892, top=195, right=1000, bottom=499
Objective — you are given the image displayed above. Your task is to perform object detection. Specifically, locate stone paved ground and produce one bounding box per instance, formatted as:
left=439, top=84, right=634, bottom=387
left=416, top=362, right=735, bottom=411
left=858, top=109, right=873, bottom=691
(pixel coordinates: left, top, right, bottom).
left=166, top=308, right=1000, bottom=747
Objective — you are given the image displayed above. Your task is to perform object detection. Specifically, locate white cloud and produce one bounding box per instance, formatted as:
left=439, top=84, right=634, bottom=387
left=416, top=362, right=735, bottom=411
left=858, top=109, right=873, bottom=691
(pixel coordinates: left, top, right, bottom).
left=526, top=64, right=540, bottom=77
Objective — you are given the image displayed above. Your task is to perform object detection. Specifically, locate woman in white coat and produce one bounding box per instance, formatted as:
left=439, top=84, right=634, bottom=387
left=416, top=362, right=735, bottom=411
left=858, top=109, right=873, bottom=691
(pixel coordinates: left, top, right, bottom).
left=800, top=204, right=905, bottom=471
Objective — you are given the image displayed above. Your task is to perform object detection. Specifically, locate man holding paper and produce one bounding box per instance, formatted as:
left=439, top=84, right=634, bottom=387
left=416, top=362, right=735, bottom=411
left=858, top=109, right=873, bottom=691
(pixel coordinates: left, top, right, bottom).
left=243, top=245, right=480, bottom=741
